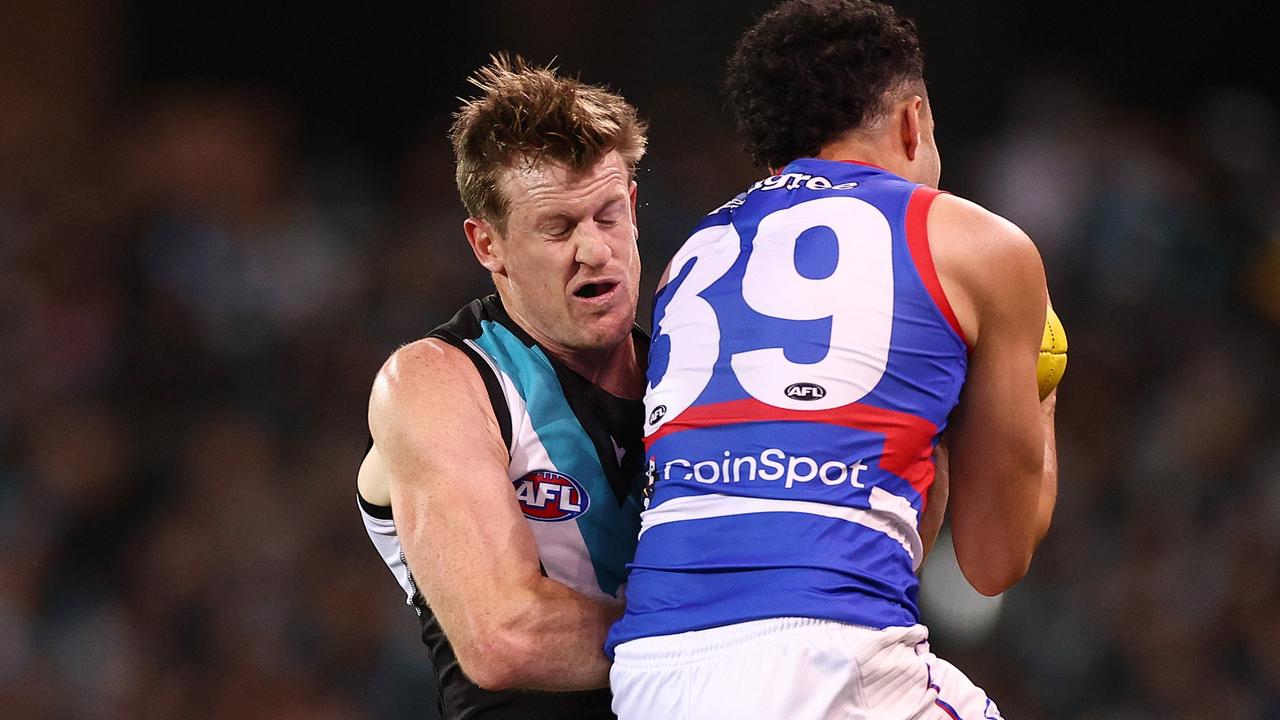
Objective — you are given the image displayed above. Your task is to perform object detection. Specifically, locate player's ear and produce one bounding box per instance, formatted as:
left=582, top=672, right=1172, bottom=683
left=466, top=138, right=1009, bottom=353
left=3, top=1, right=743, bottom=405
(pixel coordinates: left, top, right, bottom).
left=629, top=180, right=639, bottom=230
left=465, top=217, right=506, bottom=275
left=901, top=95, right=924, bottom=162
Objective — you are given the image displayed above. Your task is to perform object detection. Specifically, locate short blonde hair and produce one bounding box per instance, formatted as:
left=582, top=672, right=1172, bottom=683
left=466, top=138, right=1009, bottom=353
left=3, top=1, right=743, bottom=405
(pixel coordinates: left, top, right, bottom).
left=449, top=54, right=648, bottom=227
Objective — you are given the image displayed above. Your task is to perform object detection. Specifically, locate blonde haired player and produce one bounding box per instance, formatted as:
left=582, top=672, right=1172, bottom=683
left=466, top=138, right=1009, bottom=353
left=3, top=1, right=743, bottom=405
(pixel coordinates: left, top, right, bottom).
left=359, top=56, right=649, bottom=719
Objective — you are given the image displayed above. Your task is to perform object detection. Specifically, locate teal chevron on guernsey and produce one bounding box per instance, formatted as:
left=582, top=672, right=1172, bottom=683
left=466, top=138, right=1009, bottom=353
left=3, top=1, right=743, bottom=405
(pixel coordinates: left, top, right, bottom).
left=472, top=319, right=641, bottom=597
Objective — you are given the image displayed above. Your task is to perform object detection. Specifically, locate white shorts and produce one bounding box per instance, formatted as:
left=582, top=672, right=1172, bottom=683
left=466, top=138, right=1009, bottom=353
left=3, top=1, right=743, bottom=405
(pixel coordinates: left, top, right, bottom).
left=610, top=618, right=1002, bottom=720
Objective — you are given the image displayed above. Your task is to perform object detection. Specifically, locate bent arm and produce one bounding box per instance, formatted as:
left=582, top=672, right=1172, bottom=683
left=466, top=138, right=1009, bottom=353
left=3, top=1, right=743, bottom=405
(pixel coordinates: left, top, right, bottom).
left=930, top=195, right=1056, bottom=596
left=368, top=339, right=621, bottom=691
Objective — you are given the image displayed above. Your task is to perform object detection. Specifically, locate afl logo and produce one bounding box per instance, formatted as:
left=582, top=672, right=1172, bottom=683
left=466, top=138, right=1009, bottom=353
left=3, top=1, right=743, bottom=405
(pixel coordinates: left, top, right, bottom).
left=648, top=405, right=667, bottom=425
left=785, top=382, right=827, bottom=401
left=513, top=470, right=589, bottom=522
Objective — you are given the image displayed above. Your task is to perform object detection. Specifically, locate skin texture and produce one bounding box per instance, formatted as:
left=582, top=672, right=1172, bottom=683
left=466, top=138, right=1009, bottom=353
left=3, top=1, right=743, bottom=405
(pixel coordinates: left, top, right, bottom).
left=362, top=151, right=645, bottom=690
left=817, top=88, right=1057, bottom=594
left=464, top=152, right=644, bottom=397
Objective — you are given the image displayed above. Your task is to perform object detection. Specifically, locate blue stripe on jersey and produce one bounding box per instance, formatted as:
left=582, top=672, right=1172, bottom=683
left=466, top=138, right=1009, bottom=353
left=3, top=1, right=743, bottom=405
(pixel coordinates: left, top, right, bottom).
left=473, top=320, right=637, bottom=596
left=606, top=513, right=919, bottom=654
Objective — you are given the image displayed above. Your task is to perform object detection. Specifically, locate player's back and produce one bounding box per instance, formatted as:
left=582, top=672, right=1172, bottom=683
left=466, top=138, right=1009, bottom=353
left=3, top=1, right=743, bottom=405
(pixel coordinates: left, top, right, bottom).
left=608, top=157, right=969, bottom=653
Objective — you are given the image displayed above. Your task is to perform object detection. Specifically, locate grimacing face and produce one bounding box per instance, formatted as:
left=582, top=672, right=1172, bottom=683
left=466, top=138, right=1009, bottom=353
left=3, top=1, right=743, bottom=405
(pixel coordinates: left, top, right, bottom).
left=475, top=151, right=641, bottom=357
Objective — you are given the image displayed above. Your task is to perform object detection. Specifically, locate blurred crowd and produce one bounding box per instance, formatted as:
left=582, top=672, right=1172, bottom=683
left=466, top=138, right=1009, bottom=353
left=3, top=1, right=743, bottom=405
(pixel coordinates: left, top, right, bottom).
left=3, top=2, right=1279, bottom=719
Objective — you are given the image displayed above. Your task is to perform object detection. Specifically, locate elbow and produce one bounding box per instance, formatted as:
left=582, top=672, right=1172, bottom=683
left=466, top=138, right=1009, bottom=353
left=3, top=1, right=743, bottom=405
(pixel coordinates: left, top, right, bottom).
left=952, top=516, right=1037, bottom=596
left=460, top=654, right=518, bottom=691
left=966, top=565, right=1028, bottom=598
left=463, top=663, right=520, bottom=692
left=947, top=442, right=1050, bottom=597
left=958, top=546, right=1033, bottom=597
left=455, top=629, right=537, bottom=691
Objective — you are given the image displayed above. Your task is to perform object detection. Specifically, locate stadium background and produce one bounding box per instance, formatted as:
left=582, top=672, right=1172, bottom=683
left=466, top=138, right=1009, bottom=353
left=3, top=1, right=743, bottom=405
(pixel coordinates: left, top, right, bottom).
left=2, top=0, right=1278, bottom=718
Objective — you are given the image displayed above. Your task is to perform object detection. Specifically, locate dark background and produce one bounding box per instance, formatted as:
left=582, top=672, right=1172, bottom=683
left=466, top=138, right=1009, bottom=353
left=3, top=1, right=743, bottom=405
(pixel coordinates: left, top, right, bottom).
left=3, top=1, right=1279, bottom=718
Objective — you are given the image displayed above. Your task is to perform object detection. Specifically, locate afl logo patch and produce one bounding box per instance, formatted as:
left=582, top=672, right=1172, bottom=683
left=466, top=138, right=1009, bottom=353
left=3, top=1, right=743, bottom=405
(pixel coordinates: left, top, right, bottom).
left=513, top=470, right=589, bottom=522
left=785, top=382, right=827, bottom=401
left=648, top=405, right=667, bottom=425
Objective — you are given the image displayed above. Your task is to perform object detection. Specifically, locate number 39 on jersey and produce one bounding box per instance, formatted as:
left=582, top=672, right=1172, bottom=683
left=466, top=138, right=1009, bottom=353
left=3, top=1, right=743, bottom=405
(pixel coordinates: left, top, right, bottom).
left=645, top=195, right=897, bottom=437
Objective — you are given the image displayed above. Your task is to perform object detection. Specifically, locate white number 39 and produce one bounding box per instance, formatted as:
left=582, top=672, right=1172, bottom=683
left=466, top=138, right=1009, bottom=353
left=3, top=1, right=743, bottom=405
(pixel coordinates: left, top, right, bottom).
left=646, top=196, right=894, bottom=433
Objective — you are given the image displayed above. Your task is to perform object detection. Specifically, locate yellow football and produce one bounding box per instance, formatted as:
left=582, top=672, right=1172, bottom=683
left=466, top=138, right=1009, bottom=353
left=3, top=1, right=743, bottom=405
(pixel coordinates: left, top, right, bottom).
left=1037, top=305, right=1068, bottom=400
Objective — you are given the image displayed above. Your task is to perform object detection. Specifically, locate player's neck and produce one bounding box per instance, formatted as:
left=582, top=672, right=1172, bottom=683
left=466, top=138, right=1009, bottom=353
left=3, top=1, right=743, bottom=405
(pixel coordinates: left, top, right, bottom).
left=815, top=136, right=906, bottom=178
left=552, top=337, right=645, bottom=400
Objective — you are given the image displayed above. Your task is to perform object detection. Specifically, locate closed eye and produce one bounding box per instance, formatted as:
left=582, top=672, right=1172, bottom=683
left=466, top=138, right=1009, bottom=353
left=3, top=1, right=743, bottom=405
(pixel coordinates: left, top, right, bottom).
left=595, top=198, right=626, bottom=227
left=543, top=222, right=574, bottom=239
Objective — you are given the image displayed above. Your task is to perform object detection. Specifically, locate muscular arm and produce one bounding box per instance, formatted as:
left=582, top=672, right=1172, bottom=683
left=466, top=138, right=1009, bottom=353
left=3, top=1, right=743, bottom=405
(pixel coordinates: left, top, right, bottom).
left=368, top=339, right=621, bottom=691
left=930, top=194, right=1058, bottom=596
left=918, top=393, right=1055, bottom=571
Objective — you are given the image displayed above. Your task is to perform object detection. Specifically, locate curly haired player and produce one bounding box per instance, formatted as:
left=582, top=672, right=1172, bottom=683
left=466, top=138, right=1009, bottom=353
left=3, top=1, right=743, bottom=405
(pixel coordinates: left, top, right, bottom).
left=607, top=2, right=1062, bottom=718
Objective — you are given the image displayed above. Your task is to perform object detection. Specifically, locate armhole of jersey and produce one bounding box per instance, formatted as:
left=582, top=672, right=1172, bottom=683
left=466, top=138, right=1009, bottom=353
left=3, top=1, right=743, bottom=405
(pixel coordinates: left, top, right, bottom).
left=358, top=434, right=395, bottom=519
left=357, top=490, right=394, bottom=521
left=437, top=333, right=514, bottom=453
left=905, top=186, right=972, bottom=350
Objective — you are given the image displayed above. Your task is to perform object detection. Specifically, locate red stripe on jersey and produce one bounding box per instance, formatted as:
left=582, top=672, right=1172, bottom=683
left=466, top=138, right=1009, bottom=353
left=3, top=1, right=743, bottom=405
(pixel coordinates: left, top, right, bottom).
left=646, top=397, right=938, bottom=503
left=905, top=186, right=970, bottom=348
left=837, top=159, right=891, bottom=172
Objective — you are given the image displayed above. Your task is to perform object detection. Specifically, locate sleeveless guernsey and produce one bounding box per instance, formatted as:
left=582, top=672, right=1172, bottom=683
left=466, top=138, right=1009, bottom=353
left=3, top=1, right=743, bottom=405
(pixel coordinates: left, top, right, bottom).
left=360, top=295, right=646, bottom=719
left=608, top=158, right=968, bottom=654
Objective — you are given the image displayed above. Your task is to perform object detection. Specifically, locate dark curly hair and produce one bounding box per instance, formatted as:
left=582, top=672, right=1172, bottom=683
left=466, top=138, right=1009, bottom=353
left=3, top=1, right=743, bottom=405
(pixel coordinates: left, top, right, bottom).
left=725, top=0, right=925, bottom=169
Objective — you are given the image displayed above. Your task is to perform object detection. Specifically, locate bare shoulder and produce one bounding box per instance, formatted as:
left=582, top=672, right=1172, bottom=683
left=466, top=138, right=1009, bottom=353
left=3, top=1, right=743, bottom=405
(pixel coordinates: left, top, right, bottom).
left=368, top=337, right=500, bottom=461
left=929, top=194, right=1042, bottom=278
left=376, top=335, right=479, bottom=386
left=927, top=193, right=1046, bottom=344
left=372, top=338, right=483, bottom=412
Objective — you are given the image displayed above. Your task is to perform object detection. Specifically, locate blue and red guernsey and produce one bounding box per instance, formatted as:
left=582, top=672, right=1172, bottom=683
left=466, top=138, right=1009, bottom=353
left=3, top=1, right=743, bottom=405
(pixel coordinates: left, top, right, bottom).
left=607, top=158, right=970, bottom=655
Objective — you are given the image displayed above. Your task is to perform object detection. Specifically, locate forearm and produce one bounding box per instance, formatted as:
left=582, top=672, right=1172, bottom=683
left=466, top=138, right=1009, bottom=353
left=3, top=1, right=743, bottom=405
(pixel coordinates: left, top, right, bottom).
left=945, top=386, right=1046, bottom=595
left=420, top=571, right=622, bottom=691
left=501, top=577, right=623, bottom=690
left=396, top=503, right=622, bottom=691
left=1033, top=390, right=1058, bottom=543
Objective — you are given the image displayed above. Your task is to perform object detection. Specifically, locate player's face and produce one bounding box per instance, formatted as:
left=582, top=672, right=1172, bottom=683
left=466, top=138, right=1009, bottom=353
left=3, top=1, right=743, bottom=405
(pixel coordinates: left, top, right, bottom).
left=489, top=151, right=640, bottom=356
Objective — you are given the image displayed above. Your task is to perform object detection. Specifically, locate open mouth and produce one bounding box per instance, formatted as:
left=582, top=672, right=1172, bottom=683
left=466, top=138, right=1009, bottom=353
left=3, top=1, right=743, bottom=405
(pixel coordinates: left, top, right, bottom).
left=574, top=281, right=618, bottom=299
